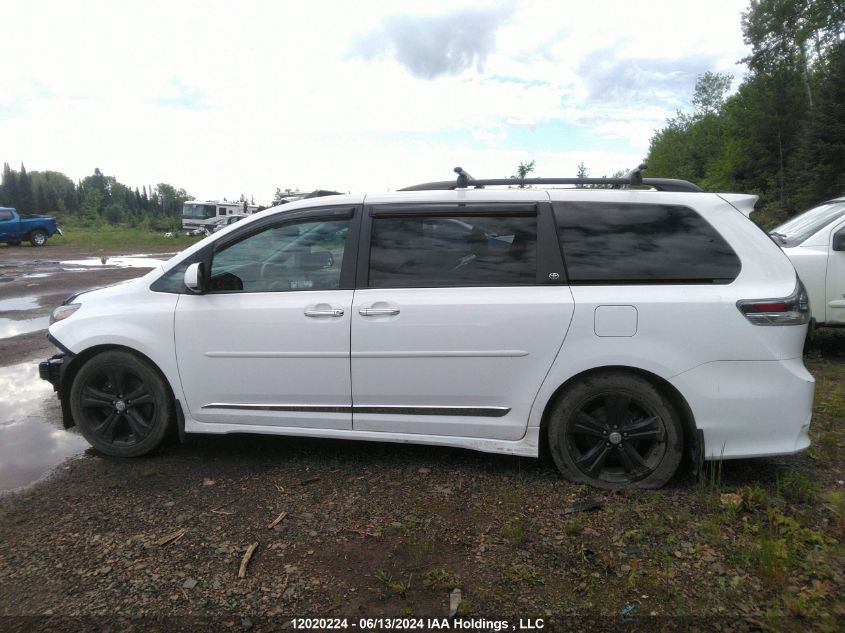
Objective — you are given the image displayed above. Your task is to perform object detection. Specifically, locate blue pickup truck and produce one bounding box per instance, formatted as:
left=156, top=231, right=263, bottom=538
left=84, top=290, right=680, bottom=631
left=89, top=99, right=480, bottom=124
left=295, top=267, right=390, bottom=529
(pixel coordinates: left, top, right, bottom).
left=0, top=207, right=63, bottom=247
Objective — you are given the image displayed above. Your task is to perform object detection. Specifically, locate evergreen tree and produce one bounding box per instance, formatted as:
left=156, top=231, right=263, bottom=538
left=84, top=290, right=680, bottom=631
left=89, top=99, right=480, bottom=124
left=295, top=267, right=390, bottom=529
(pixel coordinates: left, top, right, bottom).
left=2, top=163, right=18, bottom=209
left=18, top=164, right=33, bottom=213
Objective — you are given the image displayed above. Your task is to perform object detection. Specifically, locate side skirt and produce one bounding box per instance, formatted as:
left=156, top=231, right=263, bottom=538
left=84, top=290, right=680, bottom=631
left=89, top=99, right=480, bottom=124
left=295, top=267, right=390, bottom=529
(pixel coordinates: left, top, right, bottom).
left=182, top=418, right=540, bottom=458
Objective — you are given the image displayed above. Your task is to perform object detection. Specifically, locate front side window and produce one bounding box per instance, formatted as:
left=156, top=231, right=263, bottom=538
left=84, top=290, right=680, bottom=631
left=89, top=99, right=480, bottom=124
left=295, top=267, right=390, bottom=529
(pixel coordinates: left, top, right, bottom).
left=208, top=219, right=349, bottom=292
left=554, top=202, right=741, bottom=284
left=368, top=214, right=537, bottom=288
left=771, top=200, right=845, bottom=246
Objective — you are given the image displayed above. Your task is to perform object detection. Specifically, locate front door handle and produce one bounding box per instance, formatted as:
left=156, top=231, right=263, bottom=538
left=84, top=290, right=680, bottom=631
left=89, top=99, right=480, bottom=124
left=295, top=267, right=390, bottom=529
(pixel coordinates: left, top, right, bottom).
left=359, top=307, right=400, bottom=317
left=304, top=304, right=344, bottom=317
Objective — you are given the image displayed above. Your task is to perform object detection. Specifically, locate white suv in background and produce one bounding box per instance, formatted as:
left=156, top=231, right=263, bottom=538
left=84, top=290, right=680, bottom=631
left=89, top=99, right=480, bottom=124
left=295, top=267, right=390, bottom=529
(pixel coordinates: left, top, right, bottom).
left=39, top=167, right=814, bottom=489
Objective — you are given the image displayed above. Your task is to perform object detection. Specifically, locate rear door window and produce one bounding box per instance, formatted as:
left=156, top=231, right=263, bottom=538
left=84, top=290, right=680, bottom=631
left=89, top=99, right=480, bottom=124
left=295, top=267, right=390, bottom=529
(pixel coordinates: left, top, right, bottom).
left=368, top=213, right=537, bottom=288
left=553, top=202, right=741, bottom=284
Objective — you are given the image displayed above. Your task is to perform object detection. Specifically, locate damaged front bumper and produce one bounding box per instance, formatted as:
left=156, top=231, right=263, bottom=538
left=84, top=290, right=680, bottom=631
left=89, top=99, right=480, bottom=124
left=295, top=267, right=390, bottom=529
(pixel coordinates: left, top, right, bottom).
left=38, top=340, right=76, bottom=428
left=39, top=353, right=66, bottom=391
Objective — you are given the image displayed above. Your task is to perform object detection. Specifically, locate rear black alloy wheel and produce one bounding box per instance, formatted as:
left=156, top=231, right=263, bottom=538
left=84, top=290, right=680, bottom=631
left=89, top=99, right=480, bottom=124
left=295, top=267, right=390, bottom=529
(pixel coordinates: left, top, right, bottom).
left=70, top=350, right=172, bottom=457
left=548, top=372, right=684, bottom=490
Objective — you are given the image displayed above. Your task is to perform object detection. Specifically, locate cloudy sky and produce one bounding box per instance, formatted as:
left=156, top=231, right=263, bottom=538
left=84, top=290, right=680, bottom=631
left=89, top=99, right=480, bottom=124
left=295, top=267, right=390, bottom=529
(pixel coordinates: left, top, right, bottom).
left=2, top=0, right=750, bottom=203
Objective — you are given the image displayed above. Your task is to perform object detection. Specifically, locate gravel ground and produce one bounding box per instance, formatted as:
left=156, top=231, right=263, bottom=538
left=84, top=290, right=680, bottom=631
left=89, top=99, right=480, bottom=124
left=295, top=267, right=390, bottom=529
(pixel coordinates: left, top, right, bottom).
left=0, top=241, right=843, bottom=632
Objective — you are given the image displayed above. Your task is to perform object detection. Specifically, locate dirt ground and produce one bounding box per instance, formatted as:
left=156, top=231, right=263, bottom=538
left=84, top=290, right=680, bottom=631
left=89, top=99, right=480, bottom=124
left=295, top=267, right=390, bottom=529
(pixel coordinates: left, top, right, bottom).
left=0, top=241, right=843, bottom=632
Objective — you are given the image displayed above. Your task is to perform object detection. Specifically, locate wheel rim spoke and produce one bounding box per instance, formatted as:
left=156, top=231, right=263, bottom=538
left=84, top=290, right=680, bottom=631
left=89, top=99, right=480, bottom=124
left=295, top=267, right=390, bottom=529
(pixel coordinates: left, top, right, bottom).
left=129, top=392, right=154, bottom=407
left=125, top=409, right=152, bottom=439
left=624, top=415, right=659, bottom=432
left=604, top=394, right=631, bottom=428
left=576, top=440, right=612, bottom=474
left=95, top=412, right=120, bottom=441
left=618, top=442, right=649, bottom=473
left=104, top=367, right=126, bottom=396
left=572, top=411, right=606, bottom=438
left=81, top=386, right=114, bottom=411
left=626, top=428, right=664, bottom=441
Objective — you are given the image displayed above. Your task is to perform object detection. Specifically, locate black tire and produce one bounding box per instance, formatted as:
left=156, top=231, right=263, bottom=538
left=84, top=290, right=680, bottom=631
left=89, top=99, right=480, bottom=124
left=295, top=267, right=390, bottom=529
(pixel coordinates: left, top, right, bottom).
left=69, top=350, right=173, bottom=457
left=7, top=240, right=21, bottom=246
left=29, top=230, right=47, bottom=247
left=547, top=372, right=684, bottom=490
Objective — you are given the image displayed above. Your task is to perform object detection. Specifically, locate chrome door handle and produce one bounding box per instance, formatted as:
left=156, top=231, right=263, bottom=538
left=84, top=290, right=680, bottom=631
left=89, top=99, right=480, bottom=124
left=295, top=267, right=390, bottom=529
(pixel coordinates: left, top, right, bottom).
left=359, top=307, right=400, bottom=317
left=304, top=308, right=344, bottom=317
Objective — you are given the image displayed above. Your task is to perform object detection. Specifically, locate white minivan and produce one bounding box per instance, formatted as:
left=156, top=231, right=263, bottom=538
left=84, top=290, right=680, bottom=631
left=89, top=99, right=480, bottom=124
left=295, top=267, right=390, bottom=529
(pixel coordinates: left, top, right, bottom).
left=39, top=169, right=814, bottom=489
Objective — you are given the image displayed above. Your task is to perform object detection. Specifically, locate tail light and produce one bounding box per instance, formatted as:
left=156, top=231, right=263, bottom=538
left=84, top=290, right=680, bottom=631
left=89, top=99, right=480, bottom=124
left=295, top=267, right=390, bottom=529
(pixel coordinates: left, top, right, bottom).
left=737, top=280, right=810, bottom=326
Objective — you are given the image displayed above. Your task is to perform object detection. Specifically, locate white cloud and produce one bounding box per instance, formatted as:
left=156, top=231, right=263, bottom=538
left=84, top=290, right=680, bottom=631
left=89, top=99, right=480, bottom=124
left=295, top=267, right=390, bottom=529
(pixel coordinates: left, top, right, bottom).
left=0, top=0, right=750, bottom=202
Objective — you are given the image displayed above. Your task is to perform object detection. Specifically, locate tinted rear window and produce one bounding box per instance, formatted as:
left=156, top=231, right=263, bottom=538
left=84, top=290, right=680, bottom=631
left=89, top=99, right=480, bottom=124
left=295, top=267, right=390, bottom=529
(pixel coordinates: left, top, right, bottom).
left=368, top=214, right=537, bottom=288
left=553, top=202, right=741, bottom=284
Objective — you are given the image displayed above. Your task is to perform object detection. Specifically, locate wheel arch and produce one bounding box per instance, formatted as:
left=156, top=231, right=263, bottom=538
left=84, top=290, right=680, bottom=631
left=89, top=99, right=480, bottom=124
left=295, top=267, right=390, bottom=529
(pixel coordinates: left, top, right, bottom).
left=538, top=365, right=701, bottom=470
left=59, top=343, right=179, bottom=432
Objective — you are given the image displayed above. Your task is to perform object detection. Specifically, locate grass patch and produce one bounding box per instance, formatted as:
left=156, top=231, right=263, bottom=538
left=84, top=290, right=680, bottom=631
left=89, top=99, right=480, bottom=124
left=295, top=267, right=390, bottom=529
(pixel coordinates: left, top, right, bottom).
left=57, top=224, right=201, bottom=253
left=374, top=570, right=412, bottom=597
left=423, top=568, right=460, bottom=592
left=779, top=471, right=818, bottom=504
left=502, top=564, right=544, bottom=585
left=500, top=515, right=527, bottom=545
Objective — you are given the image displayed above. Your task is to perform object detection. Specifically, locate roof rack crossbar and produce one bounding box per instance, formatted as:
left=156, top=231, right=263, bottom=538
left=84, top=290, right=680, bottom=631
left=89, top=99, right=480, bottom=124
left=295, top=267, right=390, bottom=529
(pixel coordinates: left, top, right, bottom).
left=399, top=165, right=702, bottom=193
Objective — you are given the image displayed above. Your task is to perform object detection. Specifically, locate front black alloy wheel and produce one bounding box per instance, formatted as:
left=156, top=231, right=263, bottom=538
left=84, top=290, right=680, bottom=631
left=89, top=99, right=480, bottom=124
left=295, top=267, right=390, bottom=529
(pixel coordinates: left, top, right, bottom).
left=548, top=372, right=684, bottom=489
left=70, top=350, right=172, bottom=457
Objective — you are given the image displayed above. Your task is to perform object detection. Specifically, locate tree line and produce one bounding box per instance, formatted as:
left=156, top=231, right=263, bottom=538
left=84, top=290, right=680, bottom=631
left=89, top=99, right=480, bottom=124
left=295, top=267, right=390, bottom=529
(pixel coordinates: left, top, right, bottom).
left=646, top=0, right=845, bottom=224
left=0, top=164, right=196, bottom=229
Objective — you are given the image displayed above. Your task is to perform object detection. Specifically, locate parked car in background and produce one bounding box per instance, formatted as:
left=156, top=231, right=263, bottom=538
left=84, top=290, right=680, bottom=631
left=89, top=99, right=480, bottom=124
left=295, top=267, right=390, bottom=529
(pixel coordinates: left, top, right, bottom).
left=39, top=167, right=814, bottom=490
left=769, top=197, right=845, bottom=327
left=212, top=214, right=249, bottom=233
left=0, top=206, right=63, bottom=246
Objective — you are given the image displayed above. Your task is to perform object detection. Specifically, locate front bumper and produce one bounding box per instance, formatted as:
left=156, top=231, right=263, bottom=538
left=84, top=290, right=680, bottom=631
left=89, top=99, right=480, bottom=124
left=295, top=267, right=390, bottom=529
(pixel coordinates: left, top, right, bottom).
left=39, top=353, right=66, bottom=391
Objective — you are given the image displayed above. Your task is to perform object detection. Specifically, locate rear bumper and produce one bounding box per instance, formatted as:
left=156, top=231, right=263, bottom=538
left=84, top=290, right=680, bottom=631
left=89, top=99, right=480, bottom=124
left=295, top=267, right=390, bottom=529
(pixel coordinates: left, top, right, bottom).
left=670, top=358, right=814, bottom=459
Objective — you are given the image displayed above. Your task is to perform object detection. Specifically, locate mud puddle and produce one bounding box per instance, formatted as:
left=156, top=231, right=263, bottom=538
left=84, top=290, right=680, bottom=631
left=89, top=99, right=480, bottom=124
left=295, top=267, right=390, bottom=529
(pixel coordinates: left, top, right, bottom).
left=0, top=296, right=41, bottom=311
left=59, top=255, right=165, bottom=268
left=0, top=316, right=50, bottom=339
left=0, top=361, right=89, bottom=493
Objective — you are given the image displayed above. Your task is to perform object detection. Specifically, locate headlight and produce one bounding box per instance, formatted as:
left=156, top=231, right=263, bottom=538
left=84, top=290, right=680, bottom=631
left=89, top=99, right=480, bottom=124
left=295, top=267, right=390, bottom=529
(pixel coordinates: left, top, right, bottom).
left=50, top=303, right=80, bottom=325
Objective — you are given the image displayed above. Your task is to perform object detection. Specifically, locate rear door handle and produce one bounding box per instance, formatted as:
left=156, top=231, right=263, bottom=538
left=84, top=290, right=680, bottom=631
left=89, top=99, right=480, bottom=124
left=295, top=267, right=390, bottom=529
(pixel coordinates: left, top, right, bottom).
left=359, top=307, right=400, bottom=317
left=304, top=305, right=344, bottom=317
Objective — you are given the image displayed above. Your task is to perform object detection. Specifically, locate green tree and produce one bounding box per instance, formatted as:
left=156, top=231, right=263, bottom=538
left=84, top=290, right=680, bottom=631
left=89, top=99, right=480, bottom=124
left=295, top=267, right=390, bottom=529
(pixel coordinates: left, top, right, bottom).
left=511, top=160, right=536, bottom=188
left=17, top=164, right=33, bottom=213
left=1, top=163, right=16, bottom=208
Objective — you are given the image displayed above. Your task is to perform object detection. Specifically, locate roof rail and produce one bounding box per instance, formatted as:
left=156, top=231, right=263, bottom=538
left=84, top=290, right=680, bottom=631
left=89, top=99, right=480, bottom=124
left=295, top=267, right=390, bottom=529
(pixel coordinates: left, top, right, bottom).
left=399, top=165, right=703, bottom=193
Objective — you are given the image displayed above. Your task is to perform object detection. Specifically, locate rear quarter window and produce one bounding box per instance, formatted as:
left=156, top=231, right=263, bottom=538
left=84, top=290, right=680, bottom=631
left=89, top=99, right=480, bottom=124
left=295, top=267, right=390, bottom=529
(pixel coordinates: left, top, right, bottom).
left=553, top=202, right=741, bottom=284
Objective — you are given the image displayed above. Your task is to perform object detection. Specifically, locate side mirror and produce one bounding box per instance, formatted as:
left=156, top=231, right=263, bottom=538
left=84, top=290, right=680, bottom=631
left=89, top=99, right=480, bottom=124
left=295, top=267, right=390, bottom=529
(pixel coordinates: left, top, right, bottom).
left=833, top=230, right=845, bottom=252
left=184, top=262, right=205, bottom=293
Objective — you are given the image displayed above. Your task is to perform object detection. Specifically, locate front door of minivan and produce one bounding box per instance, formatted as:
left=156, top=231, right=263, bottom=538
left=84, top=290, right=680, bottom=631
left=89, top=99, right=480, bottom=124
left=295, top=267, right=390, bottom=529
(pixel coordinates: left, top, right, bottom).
left=175, top=207, right=359, bottom=430
left=350, top=203, right=574, bottom=441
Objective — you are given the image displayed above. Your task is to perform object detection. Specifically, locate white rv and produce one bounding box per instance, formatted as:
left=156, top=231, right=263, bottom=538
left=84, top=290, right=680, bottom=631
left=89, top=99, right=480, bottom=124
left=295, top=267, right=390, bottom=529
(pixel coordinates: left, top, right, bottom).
left=182, top=201, right=259, bottom=233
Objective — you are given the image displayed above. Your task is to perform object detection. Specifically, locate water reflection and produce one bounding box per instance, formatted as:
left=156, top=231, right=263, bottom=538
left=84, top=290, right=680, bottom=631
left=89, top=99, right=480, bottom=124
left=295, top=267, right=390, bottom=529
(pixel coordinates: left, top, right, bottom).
left=0, top=295, right=41, bottom=311
left=0, top=316, right=50, bottom=339
left=0, top=361, right=89, bottom=493
left=59, top=256, right=164, bottom=268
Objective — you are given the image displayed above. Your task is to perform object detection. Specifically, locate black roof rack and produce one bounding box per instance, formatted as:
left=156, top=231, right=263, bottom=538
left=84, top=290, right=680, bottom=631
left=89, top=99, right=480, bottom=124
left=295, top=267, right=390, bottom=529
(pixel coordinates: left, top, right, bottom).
left=399, top=164, right=703, bottom=193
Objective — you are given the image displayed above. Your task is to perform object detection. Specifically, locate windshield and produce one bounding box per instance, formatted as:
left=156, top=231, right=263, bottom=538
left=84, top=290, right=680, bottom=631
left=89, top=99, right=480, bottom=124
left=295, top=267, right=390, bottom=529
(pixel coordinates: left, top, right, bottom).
left=771, top=199, right=845, bottom=246
left=182, top=203, right=216, bottom=220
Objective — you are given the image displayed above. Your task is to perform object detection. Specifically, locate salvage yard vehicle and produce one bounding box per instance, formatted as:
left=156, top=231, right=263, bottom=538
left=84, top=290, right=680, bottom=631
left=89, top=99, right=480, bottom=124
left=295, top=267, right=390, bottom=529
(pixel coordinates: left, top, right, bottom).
left=39, top=166, right=814, bottom=489
left=0, top=206, right=63, bottom=246
left=769, top=196, right=845, bottom=327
